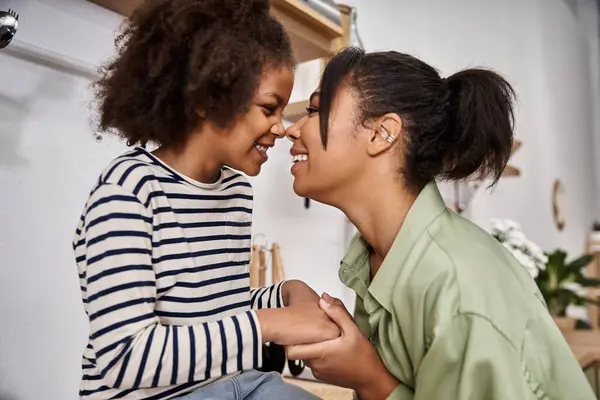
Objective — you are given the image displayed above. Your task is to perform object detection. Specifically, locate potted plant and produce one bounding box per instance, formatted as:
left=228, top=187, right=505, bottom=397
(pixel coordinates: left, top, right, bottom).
left=490, top=219, right=600, bottom=330
left=535, top=249, right=600, bottom=329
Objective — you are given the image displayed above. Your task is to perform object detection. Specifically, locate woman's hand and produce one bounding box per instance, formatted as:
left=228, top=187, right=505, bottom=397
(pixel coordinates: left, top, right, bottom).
left=257, top=280, right=340, bottom=346
left=286, top=294, right=400, bottom=400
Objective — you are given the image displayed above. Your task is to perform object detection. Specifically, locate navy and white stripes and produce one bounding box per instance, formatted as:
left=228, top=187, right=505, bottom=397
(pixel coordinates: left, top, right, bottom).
left=73, top=148, right=284, bottom=399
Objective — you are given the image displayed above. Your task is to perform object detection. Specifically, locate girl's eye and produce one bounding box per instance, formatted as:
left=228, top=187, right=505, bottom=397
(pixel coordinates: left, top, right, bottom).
left=306, top=106, right=319, bottom=116
left=262, top=105, right=276, bottom=115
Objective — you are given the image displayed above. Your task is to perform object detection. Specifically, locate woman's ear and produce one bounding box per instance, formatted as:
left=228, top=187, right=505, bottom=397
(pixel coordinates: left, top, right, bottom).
left=366, top=114, right=402, bottom=157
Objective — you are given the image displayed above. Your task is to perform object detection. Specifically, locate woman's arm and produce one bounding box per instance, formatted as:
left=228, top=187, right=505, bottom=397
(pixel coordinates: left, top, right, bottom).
left=250, top=279, right=320, bottom=310
left=411, top=313, right=541, bottom=400
left=286, top=294, right=401, bottom=400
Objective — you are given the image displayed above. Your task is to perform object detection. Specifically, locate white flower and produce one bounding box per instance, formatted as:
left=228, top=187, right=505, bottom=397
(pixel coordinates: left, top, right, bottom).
left=509, top=247, right=540, bottom=278
left=491, top=218, right=545, bottom=278
left=503, top=219, right=522, bottom=232
left=506, top=234, right=527, bottom=249
left=491, top=218, right=521, bottom=235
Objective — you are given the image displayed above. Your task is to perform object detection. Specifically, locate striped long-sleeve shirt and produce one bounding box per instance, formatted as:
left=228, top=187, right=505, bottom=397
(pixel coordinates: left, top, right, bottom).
left=73, top=147, right=284, bottom=399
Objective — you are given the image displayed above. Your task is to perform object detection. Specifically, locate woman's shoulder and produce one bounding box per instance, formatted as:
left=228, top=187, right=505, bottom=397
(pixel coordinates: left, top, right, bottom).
left=402, top=211, right=542, bottom=343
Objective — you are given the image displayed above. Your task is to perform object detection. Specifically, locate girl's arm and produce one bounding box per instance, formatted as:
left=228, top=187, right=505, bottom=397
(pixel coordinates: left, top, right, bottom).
left=78, top=183, right=338, bottom=392
left=79, top=183, right=263, bottom=390
left=250, top=280, right=320, bottom=310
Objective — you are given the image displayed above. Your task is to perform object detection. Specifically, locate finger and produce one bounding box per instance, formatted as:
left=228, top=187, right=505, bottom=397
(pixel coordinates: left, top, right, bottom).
left=319, top=295, right=355, bottom=333
left=303, top=360, right=323, bottom=380
left=286, top=342, right=329, bottom=361
left=322, top=293, right=350, bottom=314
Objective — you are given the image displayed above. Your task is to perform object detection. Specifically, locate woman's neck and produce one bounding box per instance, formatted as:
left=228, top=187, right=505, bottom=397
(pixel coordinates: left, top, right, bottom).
left=340, top=180, right=418, bottom=276
left=153, top=131, right=223, bottom=183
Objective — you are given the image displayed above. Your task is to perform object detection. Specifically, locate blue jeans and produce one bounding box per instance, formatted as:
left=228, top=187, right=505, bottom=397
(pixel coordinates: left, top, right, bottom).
left=174, top=371, right=323, bottom=400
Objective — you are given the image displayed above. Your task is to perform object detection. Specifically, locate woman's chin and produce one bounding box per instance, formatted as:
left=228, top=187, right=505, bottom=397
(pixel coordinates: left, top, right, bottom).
left=292, top=180, right=309, bottom=198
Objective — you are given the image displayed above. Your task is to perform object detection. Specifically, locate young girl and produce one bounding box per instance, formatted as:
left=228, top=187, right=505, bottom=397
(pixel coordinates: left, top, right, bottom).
left=285, top=47, right=595, bottom=400
left=73, top=1, right=337, bottom=399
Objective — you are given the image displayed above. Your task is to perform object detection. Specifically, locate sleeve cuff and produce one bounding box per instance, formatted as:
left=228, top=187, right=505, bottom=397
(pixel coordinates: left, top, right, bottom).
left=246, top=311, right=263, bottom=369
left=277, top=280, right=286, bottom=308
left=250, top=281, right=286, bottom=309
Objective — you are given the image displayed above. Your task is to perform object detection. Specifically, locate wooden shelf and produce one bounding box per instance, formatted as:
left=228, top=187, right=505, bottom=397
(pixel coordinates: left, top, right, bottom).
left=284, top=100, right=309, bottom=122
left=512, top=139, right=522, bottom=154
left=282, top=4, right=352, bottom=122
left=284, top=377, right=353, bottom=400
left=502, top=164, right=520, bottom=177
left=88, top=0, right=343, bottom=64
left=271, top=0, right=343, bottom=64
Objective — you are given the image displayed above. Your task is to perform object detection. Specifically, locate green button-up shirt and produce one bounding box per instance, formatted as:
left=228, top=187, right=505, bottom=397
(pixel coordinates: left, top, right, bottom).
left=340, top=182, right=594, bottom=400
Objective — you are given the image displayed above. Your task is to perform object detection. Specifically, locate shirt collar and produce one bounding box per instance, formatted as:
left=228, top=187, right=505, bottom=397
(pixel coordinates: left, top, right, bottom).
left=339, top=182, right=447, bottom=312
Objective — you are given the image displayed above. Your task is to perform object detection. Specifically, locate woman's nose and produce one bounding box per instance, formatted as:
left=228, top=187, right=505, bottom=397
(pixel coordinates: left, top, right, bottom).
left=285, top=116, right=307, bottom=141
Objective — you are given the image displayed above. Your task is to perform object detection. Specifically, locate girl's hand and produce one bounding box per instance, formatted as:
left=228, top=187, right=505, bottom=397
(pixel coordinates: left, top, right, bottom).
left=286, top=294, right=400, bottom=400
left=282, top=280, right=321, bottom=306
left=257, top=302, right=340, bottom=346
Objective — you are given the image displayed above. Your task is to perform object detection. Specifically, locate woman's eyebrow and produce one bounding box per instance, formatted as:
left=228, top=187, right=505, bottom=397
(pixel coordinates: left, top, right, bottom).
left=309, top=91, right=320, bottom=103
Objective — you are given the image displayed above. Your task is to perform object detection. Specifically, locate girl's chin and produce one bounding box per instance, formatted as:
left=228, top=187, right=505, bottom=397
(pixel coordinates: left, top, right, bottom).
left=240, top=161, right=263, bottom=177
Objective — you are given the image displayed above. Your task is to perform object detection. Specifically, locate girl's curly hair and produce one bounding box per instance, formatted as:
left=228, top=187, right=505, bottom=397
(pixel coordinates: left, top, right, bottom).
left=94, top=0, right=294, bottom=147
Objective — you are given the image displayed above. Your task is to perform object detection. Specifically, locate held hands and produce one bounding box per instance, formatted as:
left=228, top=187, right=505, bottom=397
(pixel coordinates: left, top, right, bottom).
left=286, top=294, right=400, bottom=400
left=257, top=281, right=341, bottom=346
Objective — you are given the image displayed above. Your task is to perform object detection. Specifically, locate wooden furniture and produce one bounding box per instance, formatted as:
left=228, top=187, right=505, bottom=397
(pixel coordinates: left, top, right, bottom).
left=563, top=330, right=600, bottom=398
left=587, top=234, right=600, bottom=330
left=270, top=0, right=343, bottom=64
left=503, top=138, right=522, bottom=177
left=88, top=0, right=346, bottom=122
left=88, top=0, right=343, bottom=65
left=282, top=3, right=353, bottom=123
left=564, top=330, right=600, bottom=368
left=284, top=377, right=353, bottom=400
left=444, top=139, right=522, bottom=212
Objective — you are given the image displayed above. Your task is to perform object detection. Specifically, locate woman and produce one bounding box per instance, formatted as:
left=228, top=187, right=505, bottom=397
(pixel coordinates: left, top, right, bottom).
left=74, top=1, right=336, bottom=399
left=285, top=47, right=594, bottom=400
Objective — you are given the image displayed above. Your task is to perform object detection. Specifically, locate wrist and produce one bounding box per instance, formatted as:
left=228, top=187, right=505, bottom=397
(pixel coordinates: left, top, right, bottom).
left=356, top=369, right=400, bottom=400
left=255, top=308, right=286, bottom=343
left=281, top=280, right=293, bottom=307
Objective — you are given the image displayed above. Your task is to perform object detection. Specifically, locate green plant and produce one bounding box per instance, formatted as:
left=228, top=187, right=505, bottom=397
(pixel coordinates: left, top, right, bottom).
left=535, top=249, right=600, bottom=317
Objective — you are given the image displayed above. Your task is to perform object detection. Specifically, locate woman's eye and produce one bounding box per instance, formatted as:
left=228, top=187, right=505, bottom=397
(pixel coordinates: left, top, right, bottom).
left=306, top=106, right=319, bottom=116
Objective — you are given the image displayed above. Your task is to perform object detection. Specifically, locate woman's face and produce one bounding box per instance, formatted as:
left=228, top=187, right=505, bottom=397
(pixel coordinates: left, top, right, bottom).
left=222, top=66, right=294, bottom=176
left=287, top=87, right=372, bottom=205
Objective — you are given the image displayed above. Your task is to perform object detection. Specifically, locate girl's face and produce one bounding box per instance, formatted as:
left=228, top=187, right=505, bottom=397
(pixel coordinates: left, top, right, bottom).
left=286, top=87, right=375, bottom=206
left=222, top=66, right=294, bottom=176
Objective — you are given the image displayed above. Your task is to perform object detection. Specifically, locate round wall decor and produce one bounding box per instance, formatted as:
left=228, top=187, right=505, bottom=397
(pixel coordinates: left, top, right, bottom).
left=552, top=179, right=566, bottom=231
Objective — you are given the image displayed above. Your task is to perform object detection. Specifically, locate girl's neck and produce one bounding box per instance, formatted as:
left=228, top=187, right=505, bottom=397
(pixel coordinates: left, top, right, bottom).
left=340, top=180, right=418, bottom=277
left=153, top=131, right=223, bottom=184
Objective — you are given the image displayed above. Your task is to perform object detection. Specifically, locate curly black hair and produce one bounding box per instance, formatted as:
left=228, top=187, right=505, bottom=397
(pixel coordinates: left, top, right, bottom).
left=94, top=0, right=294, bottom=147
